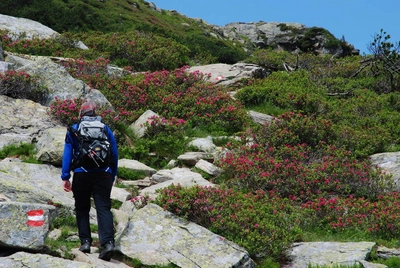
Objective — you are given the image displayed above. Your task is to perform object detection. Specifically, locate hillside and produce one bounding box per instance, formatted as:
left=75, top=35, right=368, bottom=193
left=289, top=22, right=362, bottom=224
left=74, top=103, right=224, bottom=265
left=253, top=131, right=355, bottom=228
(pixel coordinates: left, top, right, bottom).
left=2, top=2, right=400, bottom=267
left=0, top=0, right=356, bottom=65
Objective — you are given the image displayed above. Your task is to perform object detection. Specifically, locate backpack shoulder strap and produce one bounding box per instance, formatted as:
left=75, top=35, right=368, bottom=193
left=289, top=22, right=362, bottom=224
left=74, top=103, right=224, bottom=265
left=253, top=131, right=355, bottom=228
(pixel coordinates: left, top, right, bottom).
left=68, top=124, right=84, bottom=142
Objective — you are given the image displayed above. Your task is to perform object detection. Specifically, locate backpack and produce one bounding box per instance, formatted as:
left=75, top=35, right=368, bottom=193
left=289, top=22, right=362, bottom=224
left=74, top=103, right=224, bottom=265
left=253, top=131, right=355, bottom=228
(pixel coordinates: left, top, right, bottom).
left=69, top=117, right=111, bottom=169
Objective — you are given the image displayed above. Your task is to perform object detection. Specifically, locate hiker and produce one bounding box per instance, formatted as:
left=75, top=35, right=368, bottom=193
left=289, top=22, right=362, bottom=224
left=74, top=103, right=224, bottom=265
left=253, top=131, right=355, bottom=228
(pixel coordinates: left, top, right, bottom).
left=60, top=100, right=118, bottom=261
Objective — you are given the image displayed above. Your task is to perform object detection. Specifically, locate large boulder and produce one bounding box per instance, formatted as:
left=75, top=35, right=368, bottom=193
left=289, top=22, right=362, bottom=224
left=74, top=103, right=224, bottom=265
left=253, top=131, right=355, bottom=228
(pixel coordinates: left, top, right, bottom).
left=35, top=127, right=66, bottom=165
left=0, top=14, right=88, bottom=50
left=0, top=161, right=73, bottom=206
left=217, top=21, right=354, bottom=56
left=0, top=95, right=60, bottom=150
left=370, top=151, right=400, bottom=190
left=6, top=55, right=111, bottom=107
left=284, top=242, right=377, bottom=267
left=187, top=63, right=267, bottom=86
left=129, top=110, right=160, bottom=138
left=221, top=21, right=306, bottom=49
left=141, top=167, right=215, bottom=199
left=0, top=202, right=56, bottom=250
left=118, top=158, right=157, bottom=175
left=118, top=203, right=255, bottom=268
left=0, top=14, right=59, bottom=40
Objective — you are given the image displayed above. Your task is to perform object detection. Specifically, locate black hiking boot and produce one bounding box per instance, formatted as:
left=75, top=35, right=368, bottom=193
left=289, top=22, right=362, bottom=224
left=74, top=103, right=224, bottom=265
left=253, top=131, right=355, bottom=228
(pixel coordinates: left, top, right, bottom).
left=99, top=241, right=115, bottom=261
left=79, top=240, right=91, bottom=253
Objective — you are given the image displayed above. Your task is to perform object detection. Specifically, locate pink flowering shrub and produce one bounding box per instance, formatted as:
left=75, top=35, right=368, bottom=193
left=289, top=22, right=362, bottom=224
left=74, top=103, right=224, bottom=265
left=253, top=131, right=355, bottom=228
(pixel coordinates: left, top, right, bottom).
left=154, top=184, right=302, bottom=260
left=48, top=98, right=83, bottom=125
left=130, top=195, right=151, bottom=210
left=58, top=62, right=248, bottom=134
left=301, top=192, right=400, bottom=238
left=217, top=112, right=394, bottom=202
left=0, top=30, right=75, bottom=57
left=142, top=116, right=186, bottom=138
left=0, top=70, right=48, bottom=103
left=59, top=57, right=110, bottom=81
left=48, top=97, right=117, bottom=127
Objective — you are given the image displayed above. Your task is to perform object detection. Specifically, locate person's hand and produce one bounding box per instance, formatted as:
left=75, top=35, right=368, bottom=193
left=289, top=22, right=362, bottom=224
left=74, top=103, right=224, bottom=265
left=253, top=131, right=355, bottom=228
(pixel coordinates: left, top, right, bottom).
left=63, top=180, right=72, bottom=192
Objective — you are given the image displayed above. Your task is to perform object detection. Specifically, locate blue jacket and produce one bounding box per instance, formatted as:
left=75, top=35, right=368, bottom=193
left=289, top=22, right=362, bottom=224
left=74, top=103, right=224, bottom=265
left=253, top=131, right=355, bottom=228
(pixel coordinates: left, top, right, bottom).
left=61, top=116, right=118, bottom=181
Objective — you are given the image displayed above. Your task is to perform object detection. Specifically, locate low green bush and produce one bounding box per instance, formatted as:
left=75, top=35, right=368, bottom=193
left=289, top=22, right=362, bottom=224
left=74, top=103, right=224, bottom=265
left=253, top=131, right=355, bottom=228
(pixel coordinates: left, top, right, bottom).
left=372, top=256, right=400, bottom=267
left=0, top=70, right=48, bottom=104
left=117, top=167, right=147, bottom=181
left=0, top=142, right=40, bottom=163
left=236, top=70, right=326, bottom=114
left=308, top=264, right=363, bottom=268
left=154, top=184, right=303, bottom=261
left=67, top=31, right=190, bottom=71
left=117, top=116, right=188, bottom=169
left=244, top=48, right=296, bottom=72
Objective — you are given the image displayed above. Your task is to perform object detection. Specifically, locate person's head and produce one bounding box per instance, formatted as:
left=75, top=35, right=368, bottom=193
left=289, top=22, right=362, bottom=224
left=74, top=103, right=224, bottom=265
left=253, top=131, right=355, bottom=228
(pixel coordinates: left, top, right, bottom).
left=79, top=101, right=96, bottom=118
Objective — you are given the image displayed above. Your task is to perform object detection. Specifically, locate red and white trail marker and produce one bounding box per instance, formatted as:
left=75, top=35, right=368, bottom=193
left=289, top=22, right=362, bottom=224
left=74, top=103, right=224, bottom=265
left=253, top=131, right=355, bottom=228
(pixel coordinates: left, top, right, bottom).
left=26, top=209, right=45, bottom=227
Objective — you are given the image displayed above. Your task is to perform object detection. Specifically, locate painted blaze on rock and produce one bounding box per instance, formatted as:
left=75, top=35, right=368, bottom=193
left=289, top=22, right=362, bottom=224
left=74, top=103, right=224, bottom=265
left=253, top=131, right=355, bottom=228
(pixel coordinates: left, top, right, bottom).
left=0, top=202, right=56, bottom=249
left=26, top=209, right=45, bottom=227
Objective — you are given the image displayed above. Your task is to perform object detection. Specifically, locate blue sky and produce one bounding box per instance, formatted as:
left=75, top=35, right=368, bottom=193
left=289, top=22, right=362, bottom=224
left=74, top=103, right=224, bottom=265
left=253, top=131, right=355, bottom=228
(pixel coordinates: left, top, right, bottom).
left=150, top=0, right=400, bottom=55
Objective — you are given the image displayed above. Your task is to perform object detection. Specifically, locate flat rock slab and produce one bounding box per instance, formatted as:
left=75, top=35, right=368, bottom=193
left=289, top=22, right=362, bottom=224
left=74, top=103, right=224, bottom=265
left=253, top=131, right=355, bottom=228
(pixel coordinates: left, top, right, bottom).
left=285, top=241, right=376, bottom=267
left=118, top=158, right=157, bottom=175
left=118, top=203, right=254, bottom=268
left=0, top=252, right=95, bottom=268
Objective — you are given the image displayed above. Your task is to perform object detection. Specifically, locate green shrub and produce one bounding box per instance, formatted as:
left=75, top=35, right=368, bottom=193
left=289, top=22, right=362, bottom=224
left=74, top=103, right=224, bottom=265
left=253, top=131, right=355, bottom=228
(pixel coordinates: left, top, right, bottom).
left=154, top=184, right=303, bottom=260
left=111, top=199, right=122, bottom=209
left=244, top=48, right=294, bottom=72
left=0, top=142, right=39, bottom=163
left=117, top=167, right=147, bottom=181
left=333, top=123, right=391, bottom=158
left=319, top=76, right=377, bottom=95
left=326, top=89, right=396, bottom=156
left=255, top=112, right=337, bottom=148
left=183, top=32, right=247, bottom=64
left=0, top=70, right=48, bottom=104
left=373, top=256, right=400, bottom=267
left=50, top=204, right=76, bottom=230
left=236, top=70, right=326, bottom=115
left=299, top=27, right=341, bottom=53
left=117, top=115, right=188, bottom=169
left=69, top=31, right=190, bottom=71
left=308, top=264, right=363, bottom=268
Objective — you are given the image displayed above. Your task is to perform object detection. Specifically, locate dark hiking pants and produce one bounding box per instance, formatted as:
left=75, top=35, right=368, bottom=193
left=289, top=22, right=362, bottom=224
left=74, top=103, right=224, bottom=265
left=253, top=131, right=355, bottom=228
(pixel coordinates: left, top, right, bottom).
left=72, top=172, right=114, bottom=246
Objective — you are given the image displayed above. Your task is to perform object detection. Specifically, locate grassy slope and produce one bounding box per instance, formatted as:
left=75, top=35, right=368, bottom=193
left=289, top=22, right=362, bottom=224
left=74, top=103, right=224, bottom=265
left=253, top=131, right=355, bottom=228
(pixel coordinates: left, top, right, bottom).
left=0, top=0, right=247, bottom=64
